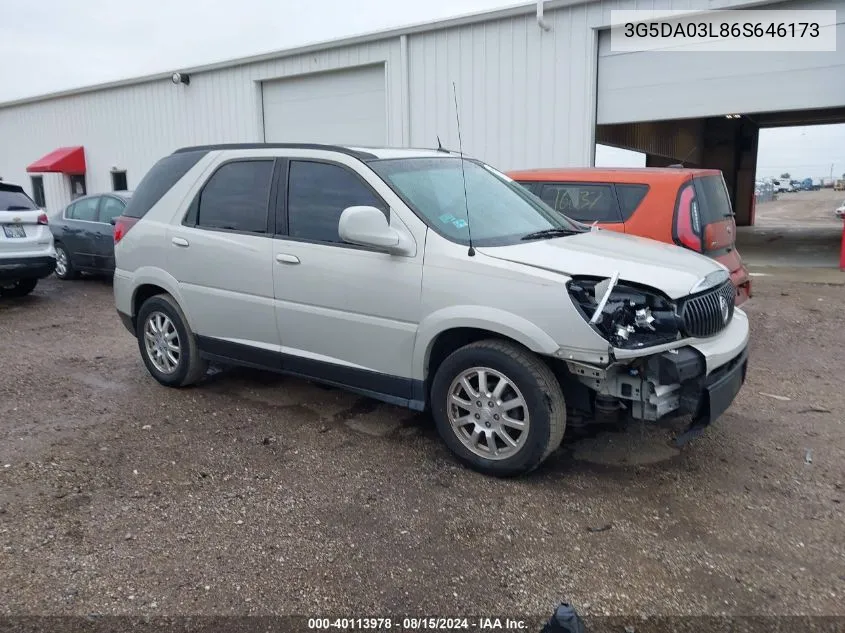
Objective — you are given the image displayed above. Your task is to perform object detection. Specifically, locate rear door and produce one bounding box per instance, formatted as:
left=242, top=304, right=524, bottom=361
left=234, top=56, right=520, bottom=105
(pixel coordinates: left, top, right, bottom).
left=93, top=195, right=125, bottom=270
left=167, top=157, right=280, bottom=359
left=0, top=185, right=49, bottom=256
left=61, top=196, right=101, bottom=268
left=536, top=182, right=626, bottom=232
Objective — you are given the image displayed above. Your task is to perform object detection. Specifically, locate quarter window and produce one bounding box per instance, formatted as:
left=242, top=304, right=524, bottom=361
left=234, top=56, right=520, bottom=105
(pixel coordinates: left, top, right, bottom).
left=615, top=184, right=649, bottom=220
left=68, top=197, right=99, bottom=221
left=286, top=161, right=386, bottom=244
left=197, top=160, right=273, bottom=233
left=539, top=183, right=621, bottom=223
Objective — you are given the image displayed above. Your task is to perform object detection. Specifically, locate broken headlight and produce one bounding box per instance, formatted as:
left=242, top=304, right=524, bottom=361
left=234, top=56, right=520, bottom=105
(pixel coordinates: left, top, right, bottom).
left=567, top=276, right=684, bottom=349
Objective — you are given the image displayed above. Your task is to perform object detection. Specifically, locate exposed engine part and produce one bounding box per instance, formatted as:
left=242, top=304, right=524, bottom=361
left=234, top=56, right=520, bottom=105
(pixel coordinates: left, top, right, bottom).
left=589, top=271, right=620, bottom=324
left=567, top=358, right=683, bottom=422
left=594, top=395, right=623, bottom=424
left=568, top=277, right=684, bottom=349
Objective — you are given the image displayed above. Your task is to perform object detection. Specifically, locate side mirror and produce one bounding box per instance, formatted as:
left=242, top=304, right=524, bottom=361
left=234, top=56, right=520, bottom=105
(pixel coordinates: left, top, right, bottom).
left=109, top=217, right=117, bottom=225
left=339, top=206, right=411, bottom=254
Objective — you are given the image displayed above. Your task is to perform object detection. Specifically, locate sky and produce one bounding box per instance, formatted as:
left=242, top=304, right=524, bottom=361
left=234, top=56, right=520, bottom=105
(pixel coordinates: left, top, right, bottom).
left=0, top=0, right=842, bottom=177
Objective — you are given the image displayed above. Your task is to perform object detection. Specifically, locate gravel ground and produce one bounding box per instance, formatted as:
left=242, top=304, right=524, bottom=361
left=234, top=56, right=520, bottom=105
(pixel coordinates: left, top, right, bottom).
left=0, top=275, right=843, bottom=619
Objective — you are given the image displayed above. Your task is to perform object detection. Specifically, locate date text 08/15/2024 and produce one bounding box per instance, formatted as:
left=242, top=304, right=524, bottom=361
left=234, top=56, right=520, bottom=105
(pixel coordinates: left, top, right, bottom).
left=307, top=617, right=529, bottom=630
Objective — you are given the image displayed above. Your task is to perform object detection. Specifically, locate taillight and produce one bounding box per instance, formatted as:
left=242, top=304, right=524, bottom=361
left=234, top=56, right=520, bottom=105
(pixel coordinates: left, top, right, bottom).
left=674, top=183, right=703, bottom=252
left=37, top=212, right=48, bottom=225
left=114, top=216, right=139, bottom=244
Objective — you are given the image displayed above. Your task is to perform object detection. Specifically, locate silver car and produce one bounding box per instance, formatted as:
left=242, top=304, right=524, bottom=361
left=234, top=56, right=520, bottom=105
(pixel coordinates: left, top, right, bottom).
left=113, top=144, right=749, bottom=477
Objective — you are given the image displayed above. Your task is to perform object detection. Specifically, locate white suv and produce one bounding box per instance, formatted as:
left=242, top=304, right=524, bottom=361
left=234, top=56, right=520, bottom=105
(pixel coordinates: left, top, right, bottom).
left=0, top=182, right=56, bottom=297
left=114, top=144, right=749, bottom=476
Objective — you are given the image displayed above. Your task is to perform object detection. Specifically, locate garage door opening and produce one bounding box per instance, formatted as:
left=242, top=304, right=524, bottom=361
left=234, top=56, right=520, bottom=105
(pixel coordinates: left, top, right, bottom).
left=595, top=113, right=845, bottom=274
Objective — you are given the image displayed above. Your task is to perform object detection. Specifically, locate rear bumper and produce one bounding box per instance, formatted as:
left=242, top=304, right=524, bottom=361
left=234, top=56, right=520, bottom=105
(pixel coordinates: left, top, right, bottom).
left=0, top=255, right=56, bottom=281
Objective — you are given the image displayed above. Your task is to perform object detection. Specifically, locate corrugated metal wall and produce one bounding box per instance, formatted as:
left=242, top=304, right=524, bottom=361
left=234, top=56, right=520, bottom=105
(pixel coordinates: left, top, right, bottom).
left=596, top=0, right=845, bottom=125
left=406, top=7, right=598, bottom=171
left=0, top=0, right=777, bottom=212
left=0, top=40, right=401, bottom=212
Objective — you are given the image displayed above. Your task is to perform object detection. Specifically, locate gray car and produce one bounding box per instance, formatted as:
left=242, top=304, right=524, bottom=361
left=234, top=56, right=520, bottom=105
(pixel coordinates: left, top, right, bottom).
left=51, top=191, right=133, bottom=279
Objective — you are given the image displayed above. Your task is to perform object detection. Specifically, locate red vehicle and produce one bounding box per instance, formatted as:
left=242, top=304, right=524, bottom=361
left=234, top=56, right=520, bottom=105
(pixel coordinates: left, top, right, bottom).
left=508, top=167, right=751, bottom=305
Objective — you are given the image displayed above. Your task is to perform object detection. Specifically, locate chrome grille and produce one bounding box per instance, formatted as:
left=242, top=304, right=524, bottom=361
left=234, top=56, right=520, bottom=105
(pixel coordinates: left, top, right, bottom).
left=680, top=281, right=735, bottom=338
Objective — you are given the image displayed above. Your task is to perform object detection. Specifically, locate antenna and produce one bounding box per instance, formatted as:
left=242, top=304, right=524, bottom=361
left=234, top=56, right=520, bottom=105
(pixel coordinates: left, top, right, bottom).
left=452, top=82, right=474, bottom=257
left=436, top=135, right=444, bottom=151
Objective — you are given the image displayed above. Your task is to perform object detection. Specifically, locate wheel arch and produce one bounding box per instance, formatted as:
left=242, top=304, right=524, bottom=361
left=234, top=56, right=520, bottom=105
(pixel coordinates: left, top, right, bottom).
left=414, top=307, right=561, bottom=384
left=129, top=269, right=187, bottom=329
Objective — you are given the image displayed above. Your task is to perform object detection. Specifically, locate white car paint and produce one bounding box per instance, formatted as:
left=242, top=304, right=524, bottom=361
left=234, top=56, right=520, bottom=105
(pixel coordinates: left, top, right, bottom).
left=115, top=145, right=749, bottom=448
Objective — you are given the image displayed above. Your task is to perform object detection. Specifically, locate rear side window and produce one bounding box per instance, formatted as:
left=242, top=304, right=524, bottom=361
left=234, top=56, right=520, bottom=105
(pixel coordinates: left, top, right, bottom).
left=0, top=185, right=37, bottom=211
left=197, top=160, right=273, bottom=233
left=615, top=184, right=649, bottom=220
left=539, top=183, right=621, bottom=223
left=286, top=161, right=387, bottom=244
left=693, top=175, right=734, bottom=224
left=68, top=197, right=99, bottom=221
left=123, top=150, right=206, bottom=219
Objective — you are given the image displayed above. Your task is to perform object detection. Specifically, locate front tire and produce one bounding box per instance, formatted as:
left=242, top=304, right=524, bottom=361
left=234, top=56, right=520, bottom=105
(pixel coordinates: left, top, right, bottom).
left=136, top=294, right=207, bottom=387
left=430, top=339, right=566, bottom=477
left=0, top=278, right=38, bottom=298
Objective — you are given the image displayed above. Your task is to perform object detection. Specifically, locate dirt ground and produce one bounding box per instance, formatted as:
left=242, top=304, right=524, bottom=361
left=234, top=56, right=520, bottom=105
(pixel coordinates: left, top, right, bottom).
left=753, top=188, right=843, bottom=229
left=736, top=189, right=844, bottom=271
left=0, top=275, right=843, bottom=619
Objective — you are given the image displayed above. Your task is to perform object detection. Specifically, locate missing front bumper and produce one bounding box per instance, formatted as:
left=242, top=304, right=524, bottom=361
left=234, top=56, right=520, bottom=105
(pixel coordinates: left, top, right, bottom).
left=566, top=345, right=749, bottom=442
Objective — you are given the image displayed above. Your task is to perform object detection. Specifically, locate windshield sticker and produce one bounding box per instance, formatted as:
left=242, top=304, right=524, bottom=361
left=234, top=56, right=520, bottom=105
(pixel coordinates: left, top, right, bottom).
left=438, top=213, right=468, bottom=230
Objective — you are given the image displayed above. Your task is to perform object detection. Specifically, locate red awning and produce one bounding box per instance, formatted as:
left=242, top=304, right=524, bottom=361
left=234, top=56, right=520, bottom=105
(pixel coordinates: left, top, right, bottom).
left=26, top=146, right=86, bottom=175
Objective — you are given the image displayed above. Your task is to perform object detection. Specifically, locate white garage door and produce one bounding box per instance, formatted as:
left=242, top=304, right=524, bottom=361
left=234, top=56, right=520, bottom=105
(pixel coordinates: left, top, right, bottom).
left=262, top=64, right=386, bottom=145
left=596, top=0, right=845, bottom=124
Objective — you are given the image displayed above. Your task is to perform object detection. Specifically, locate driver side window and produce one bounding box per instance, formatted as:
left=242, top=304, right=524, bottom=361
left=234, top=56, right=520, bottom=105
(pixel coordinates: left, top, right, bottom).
left=284, top=160, right=388, bottom=244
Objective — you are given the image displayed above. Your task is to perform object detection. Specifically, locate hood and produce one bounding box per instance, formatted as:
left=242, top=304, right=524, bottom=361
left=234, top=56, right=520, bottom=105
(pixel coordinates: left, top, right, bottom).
left=477, top=229, right=725, bottom=299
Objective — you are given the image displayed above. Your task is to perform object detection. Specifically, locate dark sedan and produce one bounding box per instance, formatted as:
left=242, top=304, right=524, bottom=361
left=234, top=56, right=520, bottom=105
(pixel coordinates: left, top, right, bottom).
left=50, top=191, right=132, bottom=279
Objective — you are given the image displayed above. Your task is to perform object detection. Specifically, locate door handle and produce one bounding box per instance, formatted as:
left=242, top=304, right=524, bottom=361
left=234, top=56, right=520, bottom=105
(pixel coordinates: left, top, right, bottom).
left=172, top=237, right=190, bottom=247
left=275, top=253, right=300, bottom=264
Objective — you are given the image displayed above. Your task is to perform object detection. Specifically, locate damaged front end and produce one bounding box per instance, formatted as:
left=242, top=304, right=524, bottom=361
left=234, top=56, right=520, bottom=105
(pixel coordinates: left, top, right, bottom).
left=563, top=273, right=748, bottom=444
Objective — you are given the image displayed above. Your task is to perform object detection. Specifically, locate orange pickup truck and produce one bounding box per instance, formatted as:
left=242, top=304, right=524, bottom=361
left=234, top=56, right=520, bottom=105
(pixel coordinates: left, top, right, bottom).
left=508, top=167, right=751, bottom=306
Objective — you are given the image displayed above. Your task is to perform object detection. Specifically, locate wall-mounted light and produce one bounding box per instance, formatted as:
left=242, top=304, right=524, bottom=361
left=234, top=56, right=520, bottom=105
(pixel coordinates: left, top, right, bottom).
left=725, top=114, right=741, bottom=119
left=171, top=72, right=190, bottom=86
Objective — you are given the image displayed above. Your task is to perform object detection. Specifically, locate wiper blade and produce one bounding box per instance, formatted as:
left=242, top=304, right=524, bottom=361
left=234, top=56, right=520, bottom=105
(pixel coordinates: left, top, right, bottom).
left=520, top=228, right=580, bottom=241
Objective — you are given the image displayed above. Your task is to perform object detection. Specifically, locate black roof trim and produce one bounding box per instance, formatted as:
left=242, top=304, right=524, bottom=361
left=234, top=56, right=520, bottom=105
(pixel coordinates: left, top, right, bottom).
left=172, top=143, right=378, bottom=161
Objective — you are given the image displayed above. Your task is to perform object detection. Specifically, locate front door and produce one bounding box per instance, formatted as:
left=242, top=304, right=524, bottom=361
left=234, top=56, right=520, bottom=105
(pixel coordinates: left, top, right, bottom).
left=271, top=157, right=423, bottom=400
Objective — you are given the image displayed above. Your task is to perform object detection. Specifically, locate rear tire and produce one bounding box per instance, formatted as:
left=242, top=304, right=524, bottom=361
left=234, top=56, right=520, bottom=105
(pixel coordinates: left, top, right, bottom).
left=136, top=293, right=207, bottom=387
left=0, top=278, right=38, bottom=298
left=430, top=339, right=566, bottom=477
left=54, top=244, right=78, bottom=280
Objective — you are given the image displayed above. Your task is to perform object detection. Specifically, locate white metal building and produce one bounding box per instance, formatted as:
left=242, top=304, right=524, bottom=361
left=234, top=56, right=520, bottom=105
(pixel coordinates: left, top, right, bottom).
left=1, top=0, right=844, bottom=224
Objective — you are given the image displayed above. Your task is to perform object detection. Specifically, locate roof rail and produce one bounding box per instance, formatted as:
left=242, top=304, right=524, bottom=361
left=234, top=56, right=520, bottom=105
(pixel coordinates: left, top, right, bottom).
left=172, top=143, right=378, bottom=161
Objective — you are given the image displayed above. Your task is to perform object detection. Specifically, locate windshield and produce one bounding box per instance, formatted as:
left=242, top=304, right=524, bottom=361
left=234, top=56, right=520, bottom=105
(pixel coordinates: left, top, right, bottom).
left=370, top=157, right=580, bottom=246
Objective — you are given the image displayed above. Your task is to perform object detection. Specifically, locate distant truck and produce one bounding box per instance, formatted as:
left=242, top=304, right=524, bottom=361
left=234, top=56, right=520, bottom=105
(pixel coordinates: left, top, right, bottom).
left=835, top=179, right=845, bottom=191
left=772, top=178, right=794, bottom=193
left=800, top=178, right=821, bottom=191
